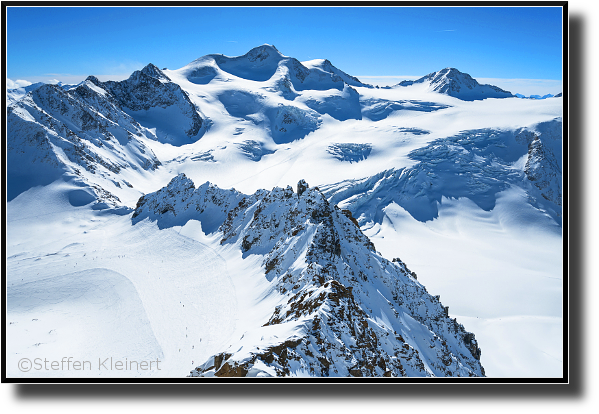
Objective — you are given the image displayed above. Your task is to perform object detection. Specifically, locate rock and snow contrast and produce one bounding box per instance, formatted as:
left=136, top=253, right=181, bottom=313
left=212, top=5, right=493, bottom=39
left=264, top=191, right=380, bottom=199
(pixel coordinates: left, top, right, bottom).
left=393, top=68, right=514, bottom=100
left=6, top=44, right=563, bottom=378
left=133, top=174, right=484, bottom=377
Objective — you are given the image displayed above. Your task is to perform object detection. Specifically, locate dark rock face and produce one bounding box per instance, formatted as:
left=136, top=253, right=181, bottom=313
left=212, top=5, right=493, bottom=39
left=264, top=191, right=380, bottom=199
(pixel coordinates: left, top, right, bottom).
left=525, top=135, right=562, bottom=207
left=131, top=173, right=245, bottom=233
left=101, top=64, right=205, bottom=140
left=297, top=179, right=309, bottom=196
left=102, top=64, right=179, bottom=111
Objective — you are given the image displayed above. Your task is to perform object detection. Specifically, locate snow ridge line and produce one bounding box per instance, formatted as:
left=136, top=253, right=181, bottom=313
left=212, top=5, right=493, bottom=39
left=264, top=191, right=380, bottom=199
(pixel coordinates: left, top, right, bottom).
left=132, top=174, right=485, bottom=377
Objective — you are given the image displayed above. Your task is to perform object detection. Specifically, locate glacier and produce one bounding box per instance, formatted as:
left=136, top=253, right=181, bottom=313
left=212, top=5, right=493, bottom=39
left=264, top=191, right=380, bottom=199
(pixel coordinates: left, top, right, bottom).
left=5, top=44, right=563, bottom=379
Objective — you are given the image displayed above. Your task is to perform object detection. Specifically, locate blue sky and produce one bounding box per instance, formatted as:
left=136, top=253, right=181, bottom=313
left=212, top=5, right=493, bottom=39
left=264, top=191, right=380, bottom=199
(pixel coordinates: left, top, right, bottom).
left=7, top=6, right=563, bottom=93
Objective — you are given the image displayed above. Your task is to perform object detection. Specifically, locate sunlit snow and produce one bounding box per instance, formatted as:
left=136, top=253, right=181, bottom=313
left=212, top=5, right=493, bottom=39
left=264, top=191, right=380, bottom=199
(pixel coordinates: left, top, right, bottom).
left=6, top=44, right=563, bottom=378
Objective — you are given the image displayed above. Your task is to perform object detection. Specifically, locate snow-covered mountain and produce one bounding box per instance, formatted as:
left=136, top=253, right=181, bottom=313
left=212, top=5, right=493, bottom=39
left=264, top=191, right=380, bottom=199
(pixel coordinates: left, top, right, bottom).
left=7, top=82, right=46, bottom=105
left=132, top=174, right=484, bottom=377
left=394, top=68, right=514, bottom=100
left=7, top=80, right=162, bottom=204
left=5, top=44, right=563, bottom=379
left=177, top=44, right=372, bottom=90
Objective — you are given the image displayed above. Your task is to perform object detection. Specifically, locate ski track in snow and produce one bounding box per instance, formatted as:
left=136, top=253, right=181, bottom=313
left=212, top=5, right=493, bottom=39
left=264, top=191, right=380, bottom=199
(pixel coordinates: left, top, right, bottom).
left=6, top=188, right=244, bottom=377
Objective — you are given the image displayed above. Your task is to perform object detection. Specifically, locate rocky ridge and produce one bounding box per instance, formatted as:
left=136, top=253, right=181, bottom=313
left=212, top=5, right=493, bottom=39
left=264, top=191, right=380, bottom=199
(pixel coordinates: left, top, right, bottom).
left=133, top=175, right=485, bottom=377
left=93, top=64, right=206, bottom=144
left=6, top=81, right=162, bottom=203
left=6, top=60, right=211, bottom=203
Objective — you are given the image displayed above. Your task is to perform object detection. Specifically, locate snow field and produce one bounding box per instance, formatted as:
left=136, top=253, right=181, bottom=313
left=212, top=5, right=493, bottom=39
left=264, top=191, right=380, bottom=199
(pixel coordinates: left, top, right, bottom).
left=363, top=189, right=562, bottom=377
left=6, top=182, right=278, bottom=377
left=6, top=44, right=564, bottom=377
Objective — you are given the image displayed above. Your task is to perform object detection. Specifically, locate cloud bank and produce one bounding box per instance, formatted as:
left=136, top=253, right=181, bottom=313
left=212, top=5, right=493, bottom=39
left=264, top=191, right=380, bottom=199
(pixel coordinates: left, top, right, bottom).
left=6, top=79, right=33, bottom=89
left=477, top=78, right=562, bottom=96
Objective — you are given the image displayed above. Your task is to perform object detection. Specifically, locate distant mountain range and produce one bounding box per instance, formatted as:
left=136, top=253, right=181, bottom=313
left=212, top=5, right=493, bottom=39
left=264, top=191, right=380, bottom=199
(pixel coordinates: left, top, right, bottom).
left=515, top=93, right=561, bottom=99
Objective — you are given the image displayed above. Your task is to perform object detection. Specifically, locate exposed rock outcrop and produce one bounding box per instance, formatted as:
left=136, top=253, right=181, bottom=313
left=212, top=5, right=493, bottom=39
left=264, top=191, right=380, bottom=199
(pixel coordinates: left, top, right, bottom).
left=132, top=175, right=485, bottom=377
left=525, top=135, right=562, bottom=207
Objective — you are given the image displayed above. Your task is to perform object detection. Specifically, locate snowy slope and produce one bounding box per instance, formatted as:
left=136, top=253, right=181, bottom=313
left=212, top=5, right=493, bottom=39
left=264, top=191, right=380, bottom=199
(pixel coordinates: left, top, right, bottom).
left=5, top=44, right=564, bottom=378
left=7, top=82, right=46, bottom=105
left=7, top=81, right=76, bottom=105
left=320, top=118, right=563, bottom=225
left=6, top=182, right=258, bottom=378
left=133, top=175, right=484, bottom=377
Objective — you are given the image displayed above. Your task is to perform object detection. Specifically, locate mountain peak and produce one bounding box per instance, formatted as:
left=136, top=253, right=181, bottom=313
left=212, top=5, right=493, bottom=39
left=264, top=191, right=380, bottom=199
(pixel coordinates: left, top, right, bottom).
left=436, top=67, right=472, bottom=80
left=300, top=58, right=371, bottom=88
left=440, top=67, right=462, bottom=74
left=243, top=44, right=284, bottom=61
left=140, top=63, right=171, bottom=81
left=396, top=67, right=513, bottom=101
left=253, top=43, right=280, bottom=53
left=85, top=75, right=102, bottom=86
left=424, top=67, right=477, bottom=87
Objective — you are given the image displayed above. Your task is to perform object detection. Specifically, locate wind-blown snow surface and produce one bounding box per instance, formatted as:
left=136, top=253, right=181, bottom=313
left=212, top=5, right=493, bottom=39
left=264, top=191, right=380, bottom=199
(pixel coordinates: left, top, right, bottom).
left=6, top=44, right=563, bottom=378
